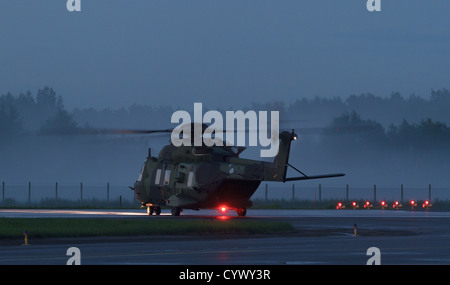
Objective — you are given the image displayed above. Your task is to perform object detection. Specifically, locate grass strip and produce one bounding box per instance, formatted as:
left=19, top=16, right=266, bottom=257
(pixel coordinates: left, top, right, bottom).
left=0, top=218, right=294, bottom=239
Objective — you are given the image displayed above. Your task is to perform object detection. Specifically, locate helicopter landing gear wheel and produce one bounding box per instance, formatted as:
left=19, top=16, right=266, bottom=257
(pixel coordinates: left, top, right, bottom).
left=236, top=208, right=247, bottom=217
left=147, top=206, right=161, bottom=216
left=171, top=207, right=182, bottom=216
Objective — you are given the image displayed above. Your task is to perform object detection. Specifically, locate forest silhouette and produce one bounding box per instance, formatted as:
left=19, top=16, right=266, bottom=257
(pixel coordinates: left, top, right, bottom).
left=1, top=86, right=450, bottom=151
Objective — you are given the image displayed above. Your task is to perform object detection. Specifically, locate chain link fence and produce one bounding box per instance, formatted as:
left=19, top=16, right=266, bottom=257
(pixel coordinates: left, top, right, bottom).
left=0, top=182, right=137, bottom=208
left=253, top=183, right=450, bottom=206
left=1, top=181, right=449, bottom=208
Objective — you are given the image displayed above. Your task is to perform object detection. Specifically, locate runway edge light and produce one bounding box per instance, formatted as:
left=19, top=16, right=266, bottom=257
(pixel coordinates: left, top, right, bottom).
left=410, top=200, right=417, bottom=210
left=336, top=202, right=345, bottom=210
left=393, top=201, right=402, bottom=209
left=23, top=230, right=30, bottom=246
left=422, top=200, right=432, bottom=209
left=364, top=201, right=373, bottom=209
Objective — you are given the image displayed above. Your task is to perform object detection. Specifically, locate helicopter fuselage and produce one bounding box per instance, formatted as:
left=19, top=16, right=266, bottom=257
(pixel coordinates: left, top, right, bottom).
left=131, top=130, right=344, bottom=216
left=133, top=148, right=265, bottom=212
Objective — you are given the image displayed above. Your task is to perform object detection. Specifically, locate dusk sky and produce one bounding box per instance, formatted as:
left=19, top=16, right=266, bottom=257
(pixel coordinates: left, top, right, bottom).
left=1, top=0, right=449, bottom=110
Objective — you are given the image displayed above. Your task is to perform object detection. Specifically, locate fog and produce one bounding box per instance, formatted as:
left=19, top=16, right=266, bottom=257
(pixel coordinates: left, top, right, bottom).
left=1, top=90, right=450, bottom=203
left=1, top=1, right=450, bottom=201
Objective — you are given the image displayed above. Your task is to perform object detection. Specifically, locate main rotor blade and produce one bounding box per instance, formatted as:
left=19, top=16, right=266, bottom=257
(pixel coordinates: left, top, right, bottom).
left=98, top=128, right=173, bottom=135
left=35, top=128, right=173, bottom=136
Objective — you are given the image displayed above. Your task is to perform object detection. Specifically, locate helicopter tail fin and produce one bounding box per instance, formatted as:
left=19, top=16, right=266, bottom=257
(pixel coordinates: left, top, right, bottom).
left=263, top=130, right=296, bottom=182
left=262, top=130, right=345, bottom=182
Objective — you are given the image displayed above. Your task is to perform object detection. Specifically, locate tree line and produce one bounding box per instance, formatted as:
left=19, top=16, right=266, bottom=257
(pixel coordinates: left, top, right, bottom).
left=326, top=110, right=450, bottom=150
left=1, top=86, right=450, bottom=150
left=0, top=86, right=77, bottom=136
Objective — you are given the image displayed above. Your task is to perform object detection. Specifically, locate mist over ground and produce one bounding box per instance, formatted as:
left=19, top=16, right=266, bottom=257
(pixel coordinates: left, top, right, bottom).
left=1, top=2, right=450, bottom=202
left=1, top=88, right=450, bottom=202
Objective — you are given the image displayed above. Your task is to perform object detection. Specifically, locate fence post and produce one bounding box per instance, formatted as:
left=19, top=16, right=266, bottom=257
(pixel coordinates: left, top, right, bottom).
left=292, top=184, right=295, bottom=200
left=2, top=181, right=4, bottom=204
left=346, top=184, right=349, bottom=202
left=80, top=182, right=83, bottom=201
left=28, top=181, right=31, bottom=204
left=401, top=184, right=403, bottom=203
left=374, top=184, right=377, bottom=202
left=107, top=182, right=110, bottom=204
left=318, top=184, right=322, bottom=204
left=55, top=182, right=58, bottom=203
left=429, top=184, right=431, bottom=201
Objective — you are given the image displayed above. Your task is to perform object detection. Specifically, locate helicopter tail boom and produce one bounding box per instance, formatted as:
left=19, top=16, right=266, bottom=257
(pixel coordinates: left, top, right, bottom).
left=284, top=173, right=345, bottom=181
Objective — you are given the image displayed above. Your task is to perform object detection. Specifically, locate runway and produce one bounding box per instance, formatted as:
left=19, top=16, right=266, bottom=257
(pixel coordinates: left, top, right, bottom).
left=1, top=209, right=450, bottom=265
left=1, top=208, right=449, bottom=218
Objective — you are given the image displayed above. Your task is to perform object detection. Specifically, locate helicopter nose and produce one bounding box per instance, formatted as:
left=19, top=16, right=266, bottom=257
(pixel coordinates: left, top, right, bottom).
left=132, top=181, right=145, bottom=195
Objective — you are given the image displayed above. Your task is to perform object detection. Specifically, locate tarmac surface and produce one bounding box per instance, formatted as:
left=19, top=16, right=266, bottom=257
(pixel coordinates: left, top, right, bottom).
left=0, top=208, right=450, bottom=265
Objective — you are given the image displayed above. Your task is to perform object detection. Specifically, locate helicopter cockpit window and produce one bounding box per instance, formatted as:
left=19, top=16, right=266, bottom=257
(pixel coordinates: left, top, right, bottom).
left=164, top=170, right=171, bottom=185
left=187, top=171, right=194, bottom=187
left=137, top=165, right=145, bottom=182
left=154, top=169, right=162, bottom=185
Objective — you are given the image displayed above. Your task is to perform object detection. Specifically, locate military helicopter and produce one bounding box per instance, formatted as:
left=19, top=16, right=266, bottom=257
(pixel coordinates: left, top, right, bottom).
left=128, top=123, right=345, bottom=216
